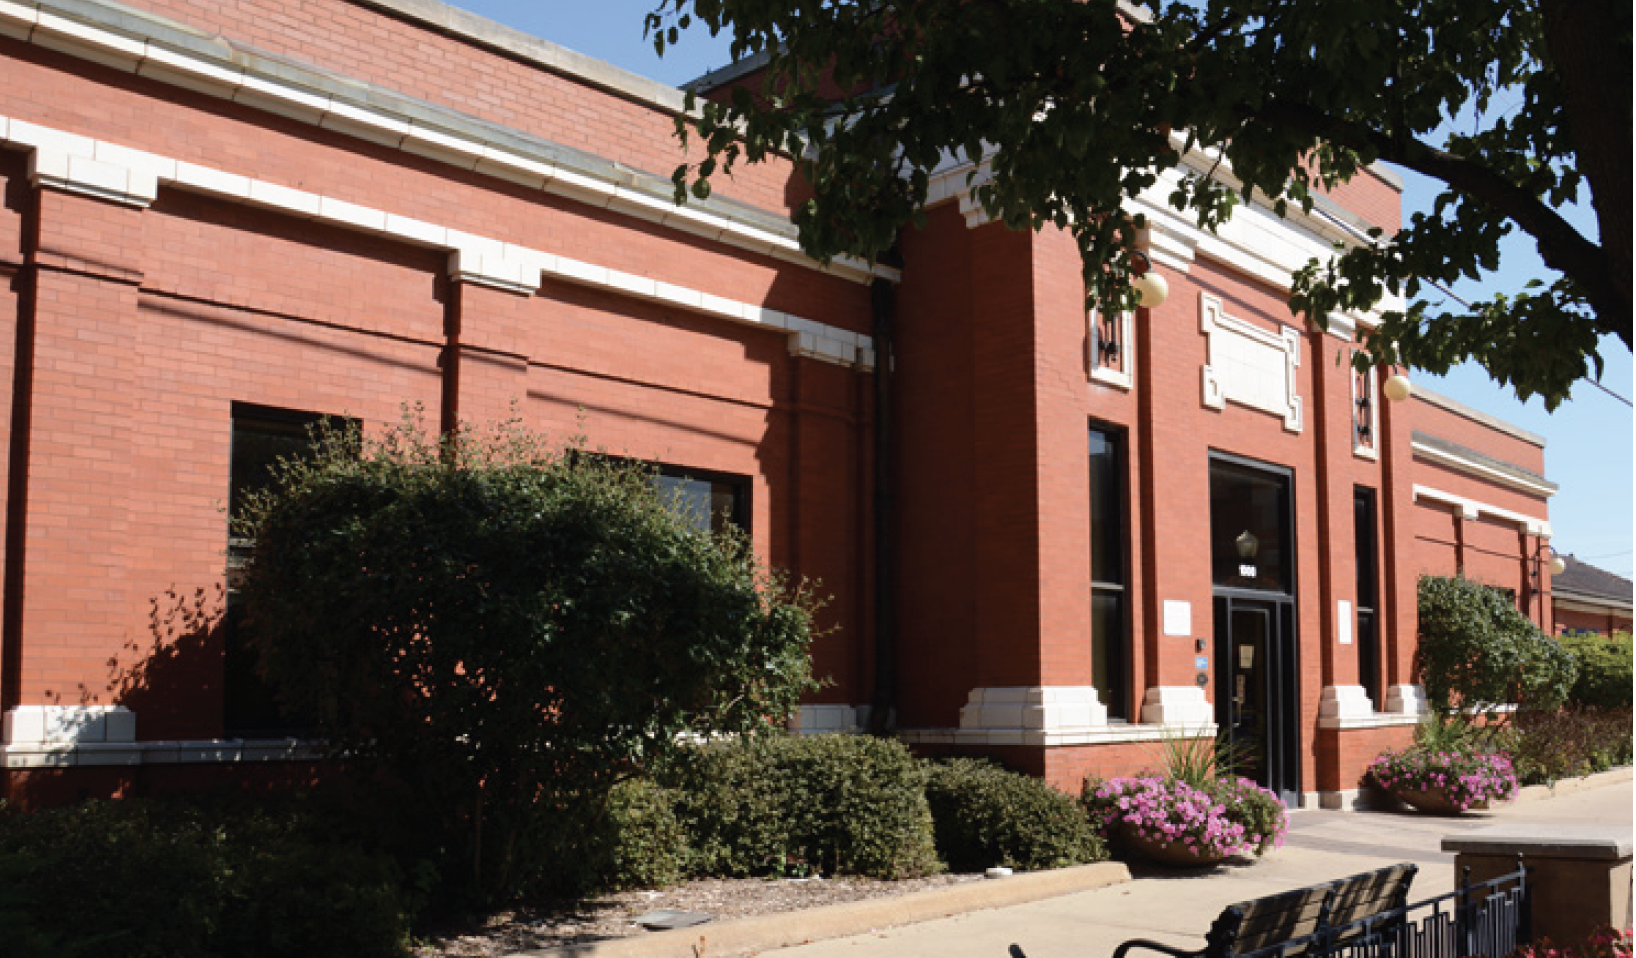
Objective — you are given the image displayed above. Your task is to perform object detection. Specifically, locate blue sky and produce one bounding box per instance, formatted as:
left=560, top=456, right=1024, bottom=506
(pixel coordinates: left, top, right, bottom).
left=458, top=1, right=1633, bottom=578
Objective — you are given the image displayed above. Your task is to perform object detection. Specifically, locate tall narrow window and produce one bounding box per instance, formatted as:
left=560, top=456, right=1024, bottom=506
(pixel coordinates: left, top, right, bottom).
left=1354, top=488, right=1380, bottom=706
left=1089, top=425, right=1128, bottom=719
left=225, top=403, right=341, bottom=736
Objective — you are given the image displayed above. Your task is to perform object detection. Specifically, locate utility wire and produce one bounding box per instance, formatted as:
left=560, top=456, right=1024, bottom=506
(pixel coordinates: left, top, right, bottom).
left=1423, top=279, right=1633, bottom=408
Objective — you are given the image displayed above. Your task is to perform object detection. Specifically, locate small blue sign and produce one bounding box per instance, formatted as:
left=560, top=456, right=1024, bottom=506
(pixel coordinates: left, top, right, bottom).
left=1194, top=655, right=1210, bottom=670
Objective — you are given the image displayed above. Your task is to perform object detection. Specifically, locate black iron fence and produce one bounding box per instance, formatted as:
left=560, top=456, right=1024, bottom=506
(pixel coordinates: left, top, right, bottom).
left=1241, top=860, right=1530, bottom=958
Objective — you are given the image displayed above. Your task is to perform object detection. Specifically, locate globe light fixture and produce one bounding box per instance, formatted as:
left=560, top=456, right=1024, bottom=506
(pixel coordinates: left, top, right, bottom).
left=1127, top=249, right=1169, bottom=309
left=1131, top=269, right=1169, bottom=309
left=1382, top=373, right=1413, bottom=402
left=1549, top=552, right=1567, bottom=577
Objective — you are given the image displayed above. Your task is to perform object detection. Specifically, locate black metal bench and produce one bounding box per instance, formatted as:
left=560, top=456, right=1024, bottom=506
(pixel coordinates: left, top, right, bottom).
left=1008, top=863, right=1419, bottom=958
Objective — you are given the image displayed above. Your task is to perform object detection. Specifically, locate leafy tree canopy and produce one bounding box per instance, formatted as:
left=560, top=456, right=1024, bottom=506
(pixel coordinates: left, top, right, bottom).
left=651, top=0, right=1630, bottom=407
left=235, top=413, right=818, bottom=898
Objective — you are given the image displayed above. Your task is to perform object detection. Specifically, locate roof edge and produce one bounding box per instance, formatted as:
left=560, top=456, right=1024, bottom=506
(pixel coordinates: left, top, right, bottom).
left=350, top=0, right=691, bottom=114
left=1412, top=385, right=1545, bottom=447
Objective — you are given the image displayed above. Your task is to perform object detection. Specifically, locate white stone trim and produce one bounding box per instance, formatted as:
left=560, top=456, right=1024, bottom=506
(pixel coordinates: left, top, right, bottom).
left=920, top=158, right=1385, bottom=304
left=3, top=704, right=135, bottom=745
left=889, top=685, right=1218, bottom=747
left=1553, top=594, right=1634, bottom=616
left=958, top=686, right=1109, bottom=741
left=1411, top=441, right=1557, bottom=498
left=1138, top=685, right=1215, bottom=730
left=2, top=739, right=323, bottom=769
left=1200, top=292, right=1304, bottom=432
left=0, top=116, right=874, bottom=370
left=2, top=702, right=323, bottom=768
left=789, top=704, right=864, bottom=736
left=1316, top=789, right=1375, bottom=811
left=1315, top=684, right=1424, bottom=731
left=0, top=0, right=893, bottom=286
left=1383, top=684, right=1430, bottom=717
left=1413, top=485, right=1551, bottom=537
left=897, top=720, right=1212, bottom=748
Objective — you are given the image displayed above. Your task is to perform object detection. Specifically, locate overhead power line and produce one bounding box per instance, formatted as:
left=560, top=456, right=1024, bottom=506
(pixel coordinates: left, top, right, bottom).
left=1423, top=279, right=1633, bottom=408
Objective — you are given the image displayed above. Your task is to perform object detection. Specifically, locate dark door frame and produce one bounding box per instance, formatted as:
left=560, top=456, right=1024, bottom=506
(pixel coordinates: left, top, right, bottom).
left=1212, top=591, right=1300, bottom=803
left=1208, top=451, right=1300, bottom=805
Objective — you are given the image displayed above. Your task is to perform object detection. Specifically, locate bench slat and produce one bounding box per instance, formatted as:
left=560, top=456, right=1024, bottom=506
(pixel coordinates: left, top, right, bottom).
left=1200, top=864, right=1417, bottom=958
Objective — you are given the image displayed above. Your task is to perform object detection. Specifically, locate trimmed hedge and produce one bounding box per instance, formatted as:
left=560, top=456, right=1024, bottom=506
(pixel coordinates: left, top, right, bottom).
left=1559, top=631, right=1633, bottom=709
left=663, top=734, right=942, bottom=879
left=0, top=797, right=414, bottom=958
left=924, top=758, right=1106, bottom=871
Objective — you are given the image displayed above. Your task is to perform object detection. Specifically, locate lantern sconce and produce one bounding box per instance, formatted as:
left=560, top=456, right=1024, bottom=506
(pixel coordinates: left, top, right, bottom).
left=1129, top=250, right=1169, bottom=309
left=1235, top=529, right=1259, bottom=579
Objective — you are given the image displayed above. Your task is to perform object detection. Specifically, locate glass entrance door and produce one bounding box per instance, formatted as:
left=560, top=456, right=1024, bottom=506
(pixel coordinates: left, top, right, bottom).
left=1226, top=606, right=1270, bottom=785
left=1213, top=594, right=1299, bottom=803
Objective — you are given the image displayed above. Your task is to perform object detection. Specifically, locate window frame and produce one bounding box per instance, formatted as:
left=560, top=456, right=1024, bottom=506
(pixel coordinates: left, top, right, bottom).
left=1088, top=422, right=1131, bottom=720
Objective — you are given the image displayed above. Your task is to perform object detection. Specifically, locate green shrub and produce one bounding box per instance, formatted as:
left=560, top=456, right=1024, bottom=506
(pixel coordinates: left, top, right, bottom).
left=1495, top=707, right=1635, bottom=786
left=577, top=778, right=688, bottom=893
left=1559, top=631, right=1634, bottom=709
left=0, top=797, right=414, bottom=958
left=0, top=800, right=227, bottom=958
left=923, top=759, right=1105, bottom=872
left=665, top=735, right=941, bottom=879
left=237, top=413, right=819, bottom=901
left=1416, top=575, right=1577, bottom=715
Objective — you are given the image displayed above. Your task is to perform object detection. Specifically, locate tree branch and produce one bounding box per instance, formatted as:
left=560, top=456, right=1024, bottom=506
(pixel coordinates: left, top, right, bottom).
left=1256, top=99, right=1629, bottom=346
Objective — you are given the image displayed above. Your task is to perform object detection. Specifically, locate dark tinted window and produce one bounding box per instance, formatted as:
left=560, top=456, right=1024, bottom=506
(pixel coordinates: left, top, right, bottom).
left=653, top=467, right=749, bottom=536
left=225, top=404, right=342, bottom=737
left=1209, top=456, right=1292, bottom=593
left=1089, top=425, right=1128, bottom=719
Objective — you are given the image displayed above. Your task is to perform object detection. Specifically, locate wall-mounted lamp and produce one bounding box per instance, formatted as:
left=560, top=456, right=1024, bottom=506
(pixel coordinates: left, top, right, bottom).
left=1129, top=250, right=1169, bottom=309
left=1235, top=529, right=1259, bottom=579
left=1529, top=542, right=1567, bottom=588
left=1096, top=309, right=1121, bottom=365
left=1382, top=372, right=1413, bottom=402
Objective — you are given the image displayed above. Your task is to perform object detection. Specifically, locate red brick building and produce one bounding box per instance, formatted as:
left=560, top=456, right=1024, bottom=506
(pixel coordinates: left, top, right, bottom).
left=1551, top=556, right=1633, bottom=636
left=0, top=0, right=1558, bottom=808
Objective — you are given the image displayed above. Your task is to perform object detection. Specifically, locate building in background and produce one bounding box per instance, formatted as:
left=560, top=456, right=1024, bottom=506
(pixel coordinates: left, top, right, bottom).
left=0, top=0, right=1557, bottom=808
left=1551, top=557, right=1634, bottom=636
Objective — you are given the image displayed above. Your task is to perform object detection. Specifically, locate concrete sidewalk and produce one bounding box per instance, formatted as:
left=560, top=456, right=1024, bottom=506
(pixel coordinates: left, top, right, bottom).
left=771, top=770, right=1631, bottom=958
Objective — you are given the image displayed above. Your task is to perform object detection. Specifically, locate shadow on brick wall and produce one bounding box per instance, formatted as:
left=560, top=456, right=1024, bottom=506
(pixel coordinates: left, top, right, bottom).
left=102, top=585, right=227, bottom=741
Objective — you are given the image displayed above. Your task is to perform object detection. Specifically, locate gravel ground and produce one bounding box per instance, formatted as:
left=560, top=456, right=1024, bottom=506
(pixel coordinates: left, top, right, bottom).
left=415, top=873, right=983, bottom=956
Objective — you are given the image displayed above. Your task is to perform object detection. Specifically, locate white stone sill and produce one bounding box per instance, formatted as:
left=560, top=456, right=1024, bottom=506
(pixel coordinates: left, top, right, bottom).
left=900, top=722, right=1219, bottom=748
left=1, top=738, right=320, bottom=769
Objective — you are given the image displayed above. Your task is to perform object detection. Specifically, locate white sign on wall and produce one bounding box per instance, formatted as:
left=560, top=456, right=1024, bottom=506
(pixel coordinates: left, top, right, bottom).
left=1338, top=600, right=1353, bottom=645
left=1163, top=600, right=1192, bottom=637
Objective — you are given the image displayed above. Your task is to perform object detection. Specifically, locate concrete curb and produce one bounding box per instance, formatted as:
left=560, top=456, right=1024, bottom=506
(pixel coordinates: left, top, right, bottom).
left=1512, top=765, right=1632, bottom=803
left=508, top=862, right=1132, bottom=958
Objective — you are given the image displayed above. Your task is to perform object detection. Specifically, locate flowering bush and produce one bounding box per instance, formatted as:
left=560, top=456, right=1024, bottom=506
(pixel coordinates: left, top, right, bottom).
left=1511, top=926, right=1632, bottom=958
left=1080, top=775, right=1287, bottom=860
left=1368, top=747, right=1519, bottom=811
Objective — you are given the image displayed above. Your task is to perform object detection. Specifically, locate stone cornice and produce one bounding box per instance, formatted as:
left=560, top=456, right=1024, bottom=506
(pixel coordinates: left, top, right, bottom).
left=2, top=115, right=876, bottom=369
left=0, top=0, right=896, bottom=286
